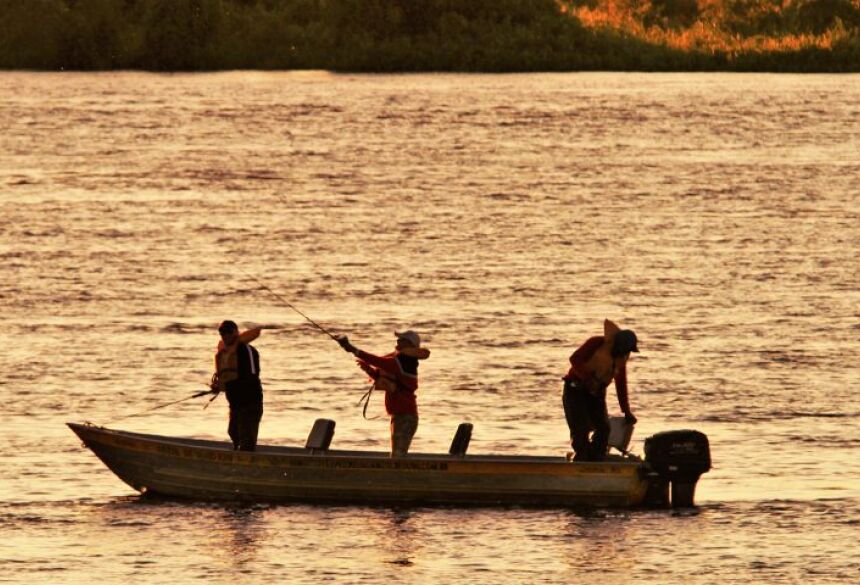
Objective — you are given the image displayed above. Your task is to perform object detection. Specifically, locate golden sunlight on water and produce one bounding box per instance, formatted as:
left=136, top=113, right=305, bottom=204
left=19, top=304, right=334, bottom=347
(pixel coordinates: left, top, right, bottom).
left=1, top=72, right=858, bottom=584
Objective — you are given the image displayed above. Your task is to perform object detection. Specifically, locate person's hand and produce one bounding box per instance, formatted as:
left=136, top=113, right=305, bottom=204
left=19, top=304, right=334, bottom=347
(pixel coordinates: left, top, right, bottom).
left=357, top=361, right=378, bottom=379
left=209, top=374, right=220, bottom=393
left=337, top=335, right=356, bottom=354
left=624, top=411, right=638, bottom=425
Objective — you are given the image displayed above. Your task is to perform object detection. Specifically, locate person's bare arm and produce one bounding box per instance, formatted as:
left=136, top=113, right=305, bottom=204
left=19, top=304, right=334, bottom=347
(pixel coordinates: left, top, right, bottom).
left=239, top=327, right=261, bottom=343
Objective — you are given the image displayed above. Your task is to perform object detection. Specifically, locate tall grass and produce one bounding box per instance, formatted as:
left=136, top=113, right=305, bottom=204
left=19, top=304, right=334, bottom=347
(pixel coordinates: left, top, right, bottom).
left=568, top=0, right=859, bottom=54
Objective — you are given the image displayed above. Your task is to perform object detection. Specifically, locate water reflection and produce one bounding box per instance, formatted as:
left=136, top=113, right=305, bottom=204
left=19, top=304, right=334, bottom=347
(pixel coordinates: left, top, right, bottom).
left=209, top=504, right=271, bottom=568
left=353, top=507, right=422, bottom=568
left=560, top=509, right=637, bottom=576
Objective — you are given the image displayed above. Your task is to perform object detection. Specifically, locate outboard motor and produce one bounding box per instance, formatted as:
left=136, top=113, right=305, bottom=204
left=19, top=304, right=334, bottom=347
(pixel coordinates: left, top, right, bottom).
left=644, top=430, right=711, bottom=508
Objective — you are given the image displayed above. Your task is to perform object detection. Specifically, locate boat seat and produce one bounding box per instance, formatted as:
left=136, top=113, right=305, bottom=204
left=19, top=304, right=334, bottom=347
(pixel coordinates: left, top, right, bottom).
left=305, top=419, right=335, bottom=451
left=449, top=423, right=473, bottom=456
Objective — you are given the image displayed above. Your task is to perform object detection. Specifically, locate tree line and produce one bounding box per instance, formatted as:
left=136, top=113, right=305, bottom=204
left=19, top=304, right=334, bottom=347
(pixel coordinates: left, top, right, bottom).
left=0, top=0, right=858, bottom=71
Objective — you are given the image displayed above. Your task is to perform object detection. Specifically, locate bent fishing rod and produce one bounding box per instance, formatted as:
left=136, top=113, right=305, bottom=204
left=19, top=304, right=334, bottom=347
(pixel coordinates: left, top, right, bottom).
left=233, top=268, right=383, bottom=419
left=236, top=267, right=341, bottom=343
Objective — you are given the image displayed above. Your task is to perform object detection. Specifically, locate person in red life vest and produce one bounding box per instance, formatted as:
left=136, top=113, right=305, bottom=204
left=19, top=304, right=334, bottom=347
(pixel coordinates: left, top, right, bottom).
left=210, top=320, right=264, bottom=451
left=337, top=330, right=431, bottom=457
left=562, top=319, right=639, bottom=462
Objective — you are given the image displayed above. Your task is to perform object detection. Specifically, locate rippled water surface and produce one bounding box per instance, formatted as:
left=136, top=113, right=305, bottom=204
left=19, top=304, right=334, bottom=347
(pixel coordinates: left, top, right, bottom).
left=1, top=72, right=859, bottom=584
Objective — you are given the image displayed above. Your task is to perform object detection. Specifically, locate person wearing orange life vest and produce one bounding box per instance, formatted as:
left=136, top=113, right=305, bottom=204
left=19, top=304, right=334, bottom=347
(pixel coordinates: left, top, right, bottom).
left=337, top=330, right=430, bottom=457
left=210, top=320, right=264, bottom=451
left=562, top=319, right=639, bottom=462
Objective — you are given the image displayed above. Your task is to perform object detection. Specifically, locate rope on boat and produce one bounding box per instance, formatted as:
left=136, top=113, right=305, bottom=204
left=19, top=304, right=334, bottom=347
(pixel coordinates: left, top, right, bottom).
left=357, top=382, right=380, bottom=420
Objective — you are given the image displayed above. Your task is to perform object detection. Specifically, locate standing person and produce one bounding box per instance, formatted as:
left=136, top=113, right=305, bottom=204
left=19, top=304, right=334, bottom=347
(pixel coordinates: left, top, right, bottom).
left=210, top=320, right=264, bottom=451
left=562, top=319, right=639, bottom=462
left=337, top=331, right=430, bottom=457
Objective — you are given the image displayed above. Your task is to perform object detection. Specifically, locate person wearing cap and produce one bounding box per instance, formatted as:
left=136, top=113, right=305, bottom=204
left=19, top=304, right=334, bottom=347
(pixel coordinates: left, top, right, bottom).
left=337, top=331, right=431, bottom=457
left=210, top=320, right=264, bottom=451
left=562, top=319, right=639, bottom=462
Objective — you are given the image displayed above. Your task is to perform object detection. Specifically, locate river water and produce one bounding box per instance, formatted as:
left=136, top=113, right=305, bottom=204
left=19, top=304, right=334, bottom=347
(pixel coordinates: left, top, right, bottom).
left=1, top=72, right=858, bottom=584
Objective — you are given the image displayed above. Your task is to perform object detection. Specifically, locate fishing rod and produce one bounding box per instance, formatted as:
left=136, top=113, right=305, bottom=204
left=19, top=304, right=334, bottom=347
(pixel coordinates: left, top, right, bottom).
left=232, top=268, right=382, bottom=419
left=236, top=267, right=341, bottom=343
left=92, top=274, right=345, bottom=427
left=95, top=388, right=218, bottom=426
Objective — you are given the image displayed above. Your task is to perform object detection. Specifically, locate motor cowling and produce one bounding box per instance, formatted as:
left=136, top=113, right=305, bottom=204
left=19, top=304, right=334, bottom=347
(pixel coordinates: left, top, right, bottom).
left=644, top=430, right=711, bottom=508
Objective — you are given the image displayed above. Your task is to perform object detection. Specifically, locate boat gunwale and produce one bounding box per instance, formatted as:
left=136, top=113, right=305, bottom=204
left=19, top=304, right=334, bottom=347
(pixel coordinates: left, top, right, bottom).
left=67, top=422, right=643, bottom=468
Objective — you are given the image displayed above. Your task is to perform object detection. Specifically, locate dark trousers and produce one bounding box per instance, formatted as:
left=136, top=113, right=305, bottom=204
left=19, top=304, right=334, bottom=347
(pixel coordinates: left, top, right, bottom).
left=228, top=402, right=263, bottom=451
left=562, top=379, right=609, bottom=462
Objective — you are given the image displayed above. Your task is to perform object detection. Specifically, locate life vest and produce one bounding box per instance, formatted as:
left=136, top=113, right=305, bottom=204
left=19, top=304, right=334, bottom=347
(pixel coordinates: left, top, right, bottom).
left=373, top=370, right=400, bottom=393
left=215, top=344, right=240, bottom=390
left=583, top=319, right=628, bottom=387
left=216, top=342, right=261, bottom=391
left=371, top=347, right=429, bottom=394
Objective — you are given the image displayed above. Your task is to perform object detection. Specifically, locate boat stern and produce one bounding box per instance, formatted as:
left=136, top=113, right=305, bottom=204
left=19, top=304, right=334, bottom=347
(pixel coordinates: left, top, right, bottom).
left=643, top=429, right=711, bottom=508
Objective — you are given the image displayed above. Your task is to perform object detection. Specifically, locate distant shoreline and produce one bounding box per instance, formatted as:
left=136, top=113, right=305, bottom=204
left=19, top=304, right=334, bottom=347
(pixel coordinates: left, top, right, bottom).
left=1, top=0, right=858, bottom=73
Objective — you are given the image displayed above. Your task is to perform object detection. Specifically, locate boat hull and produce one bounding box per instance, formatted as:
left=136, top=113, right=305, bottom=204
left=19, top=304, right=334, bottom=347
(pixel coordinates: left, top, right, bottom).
left=68, top=423, right=651, bottom=507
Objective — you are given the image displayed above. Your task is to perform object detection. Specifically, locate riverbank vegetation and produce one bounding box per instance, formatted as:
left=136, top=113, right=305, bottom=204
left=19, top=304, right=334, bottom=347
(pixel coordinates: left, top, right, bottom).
left=0, top=0, right=858, bottom=71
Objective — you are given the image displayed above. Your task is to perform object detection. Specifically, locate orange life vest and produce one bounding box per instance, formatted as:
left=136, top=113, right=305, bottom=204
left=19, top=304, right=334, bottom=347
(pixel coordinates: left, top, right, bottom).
left=583, top=319, right=628, bottom=387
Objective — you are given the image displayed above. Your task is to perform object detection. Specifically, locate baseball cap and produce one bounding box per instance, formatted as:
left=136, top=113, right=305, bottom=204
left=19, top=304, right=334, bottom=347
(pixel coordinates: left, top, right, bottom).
left=614, top=329, right=639, bottom=354
left=395, top=330, right=421, bottom=348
